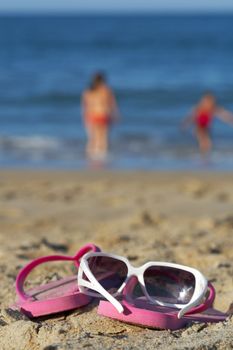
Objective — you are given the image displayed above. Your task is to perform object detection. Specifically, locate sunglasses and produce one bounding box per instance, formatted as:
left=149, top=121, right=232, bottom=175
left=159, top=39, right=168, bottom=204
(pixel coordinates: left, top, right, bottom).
left=77, top=252, right=209, bottom=318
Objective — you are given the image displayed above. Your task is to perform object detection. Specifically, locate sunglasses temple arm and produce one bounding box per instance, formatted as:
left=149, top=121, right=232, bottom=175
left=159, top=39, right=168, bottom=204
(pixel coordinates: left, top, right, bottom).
left=178, top=281, right=215, bottom=318
left=178, top=301, right=200, bottom=319
left=178, top=280, right=209, bottom=319
left=78, top=264, right=124, bottom=314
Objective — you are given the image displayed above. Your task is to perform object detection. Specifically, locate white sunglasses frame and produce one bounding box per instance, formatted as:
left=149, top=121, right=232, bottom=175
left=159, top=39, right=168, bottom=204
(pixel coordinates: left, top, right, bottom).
left=78, top=251, right=208, bottom=319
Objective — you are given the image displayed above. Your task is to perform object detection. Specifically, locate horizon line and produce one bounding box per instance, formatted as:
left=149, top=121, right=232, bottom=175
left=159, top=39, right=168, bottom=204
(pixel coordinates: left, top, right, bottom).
left=1, top=9, right=233, bottom=16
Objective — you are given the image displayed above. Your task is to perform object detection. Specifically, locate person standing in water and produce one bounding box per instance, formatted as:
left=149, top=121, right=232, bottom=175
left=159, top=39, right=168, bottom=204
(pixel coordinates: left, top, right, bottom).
left=81, top=72, right=119, bottom=159
left=183, top=92, right=233, bottom=156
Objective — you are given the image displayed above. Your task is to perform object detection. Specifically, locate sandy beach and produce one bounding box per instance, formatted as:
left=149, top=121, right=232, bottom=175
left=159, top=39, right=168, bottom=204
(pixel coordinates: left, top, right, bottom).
left=0, top=170, right=232, bottom=350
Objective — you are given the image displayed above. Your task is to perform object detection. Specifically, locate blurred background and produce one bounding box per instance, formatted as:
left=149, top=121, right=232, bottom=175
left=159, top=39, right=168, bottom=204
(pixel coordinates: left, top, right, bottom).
left=1, top=0, right=233, bottom=169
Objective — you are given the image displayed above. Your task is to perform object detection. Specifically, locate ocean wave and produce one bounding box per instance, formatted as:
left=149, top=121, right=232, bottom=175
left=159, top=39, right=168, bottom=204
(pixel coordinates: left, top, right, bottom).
left=0, top=92, right=81, bottom=107
left=0, top=135, right=80, bottom=163
left=0, top=133, right=183, bottom=161
left=1, top=134, right=233, bottom=170
left=1, top=86, right=233, bottom=110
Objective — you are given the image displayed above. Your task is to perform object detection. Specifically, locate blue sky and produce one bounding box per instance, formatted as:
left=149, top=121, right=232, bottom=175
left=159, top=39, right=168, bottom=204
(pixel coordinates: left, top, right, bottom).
left=1, top=0, right=233, bottom=13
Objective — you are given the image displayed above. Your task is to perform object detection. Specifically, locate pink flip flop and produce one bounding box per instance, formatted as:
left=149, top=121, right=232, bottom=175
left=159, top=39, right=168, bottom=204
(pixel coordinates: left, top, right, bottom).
left=12, top=243, right=99, bottom=318
left=97, top=277, right=228, bottom=330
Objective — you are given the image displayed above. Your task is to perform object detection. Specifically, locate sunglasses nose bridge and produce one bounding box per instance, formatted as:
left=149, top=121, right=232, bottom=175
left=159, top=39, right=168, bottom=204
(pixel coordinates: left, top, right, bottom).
left=128, top=264, right=141, bottom=276
left=124, top=264, right=145, bottom=289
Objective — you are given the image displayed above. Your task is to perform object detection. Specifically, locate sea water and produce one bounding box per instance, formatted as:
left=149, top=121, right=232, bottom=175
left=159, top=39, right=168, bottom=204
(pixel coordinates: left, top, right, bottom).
left=0, top=14, right=233, bottom=169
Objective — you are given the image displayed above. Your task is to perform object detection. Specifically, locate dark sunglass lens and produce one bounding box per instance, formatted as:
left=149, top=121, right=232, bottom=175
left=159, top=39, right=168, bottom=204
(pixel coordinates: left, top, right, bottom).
left=144, top=266, right=195, bottom=305
left=87, top=256, right=128, bottom=294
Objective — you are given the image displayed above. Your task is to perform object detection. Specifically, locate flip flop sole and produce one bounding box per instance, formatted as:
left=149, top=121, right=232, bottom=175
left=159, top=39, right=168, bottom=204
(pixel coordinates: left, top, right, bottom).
left=98, top=299, right=227, bottom=330
left=12, top=276, right=91, bottom=317
left=98, top=300, right=188, bottom=330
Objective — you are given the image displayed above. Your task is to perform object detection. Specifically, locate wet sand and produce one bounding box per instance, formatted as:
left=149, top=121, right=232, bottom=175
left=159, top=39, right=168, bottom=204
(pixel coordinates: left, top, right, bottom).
left=0, top=171, right=232, bottom=350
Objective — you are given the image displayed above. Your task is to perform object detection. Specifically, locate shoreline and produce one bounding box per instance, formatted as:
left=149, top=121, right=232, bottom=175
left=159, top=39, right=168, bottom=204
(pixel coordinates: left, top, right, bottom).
left=1, top=168, right=233, bottom=176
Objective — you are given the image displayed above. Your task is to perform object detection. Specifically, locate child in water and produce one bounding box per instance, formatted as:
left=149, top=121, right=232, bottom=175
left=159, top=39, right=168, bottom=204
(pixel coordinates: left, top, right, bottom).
left=183, top=92, right=233, bottom=156
left=81, top=72, right=119, bottom=160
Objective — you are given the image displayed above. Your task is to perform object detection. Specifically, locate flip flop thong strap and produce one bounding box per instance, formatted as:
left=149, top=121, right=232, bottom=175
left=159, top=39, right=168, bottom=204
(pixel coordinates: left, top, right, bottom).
left=16, top=243, right=99, bottom=302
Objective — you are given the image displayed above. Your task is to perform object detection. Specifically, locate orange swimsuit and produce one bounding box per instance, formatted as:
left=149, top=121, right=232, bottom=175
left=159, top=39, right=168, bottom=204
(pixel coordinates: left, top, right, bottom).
left=87, top=114, right=111, bottom=126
